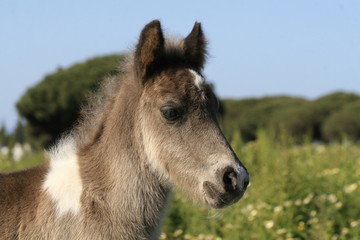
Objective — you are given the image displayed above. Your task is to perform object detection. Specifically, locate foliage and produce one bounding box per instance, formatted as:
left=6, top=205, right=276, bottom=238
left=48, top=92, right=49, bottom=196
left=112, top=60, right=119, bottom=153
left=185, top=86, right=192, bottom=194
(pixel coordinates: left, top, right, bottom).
left=322, top=100, right=360, bottom=141
left=220, top=92, right=360, bottom=143
left=162, top=131, right=360, bottom=240
left=0, top=124, right=9, bottom=146
left=2, top=132, right=359, bottom=239
left=0, top=151, right=45, bottom=172
left=16, top=54, right=125, bottom=147
left=220, top=97, right=308, bottom=142
left=0, top=121, right=27, bottom=148
left=310, top=92, right=360, bottom=140
left=14, top=53, right=360, bottom=147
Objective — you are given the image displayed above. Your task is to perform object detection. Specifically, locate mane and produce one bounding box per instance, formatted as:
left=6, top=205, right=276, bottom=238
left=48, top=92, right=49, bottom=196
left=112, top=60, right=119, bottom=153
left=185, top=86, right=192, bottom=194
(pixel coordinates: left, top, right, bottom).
left=69, top=36, right=192, bottom=149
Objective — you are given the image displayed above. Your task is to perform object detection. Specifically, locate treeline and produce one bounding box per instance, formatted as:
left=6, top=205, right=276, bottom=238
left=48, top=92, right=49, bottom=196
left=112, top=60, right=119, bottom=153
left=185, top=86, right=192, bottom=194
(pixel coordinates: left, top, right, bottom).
left=220, top=92, right=360, bottom=143
left=16, top=54, right=125, bottom=147
left=10, top=54, right=360, bottom=148
left=0, top=122, right=27, bottom=148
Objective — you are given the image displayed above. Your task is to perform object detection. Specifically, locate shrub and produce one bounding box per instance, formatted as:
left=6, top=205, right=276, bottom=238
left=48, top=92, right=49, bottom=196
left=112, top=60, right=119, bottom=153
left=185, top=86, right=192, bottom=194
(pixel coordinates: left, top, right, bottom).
left=16, top=54, right=124, bottom=147
left=322, top=101, right=360, bottom=141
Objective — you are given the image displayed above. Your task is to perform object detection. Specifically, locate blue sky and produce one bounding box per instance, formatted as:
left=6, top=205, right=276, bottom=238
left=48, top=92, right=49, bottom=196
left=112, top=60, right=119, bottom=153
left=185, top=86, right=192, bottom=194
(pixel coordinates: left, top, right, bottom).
left=1, top=0, right=359, bottom=131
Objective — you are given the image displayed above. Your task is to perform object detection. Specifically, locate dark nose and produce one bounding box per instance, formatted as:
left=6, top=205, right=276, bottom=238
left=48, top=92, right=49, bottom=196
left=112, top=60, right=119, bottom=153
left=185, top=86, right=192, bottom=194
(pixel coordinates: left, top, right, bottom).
left=204, top=166, right=249, bottom=208
left=244, top=175, right=249, bottom=188
left=221, top=167, right=238, bottom=191
left=220, top=166, right=249, bottom=192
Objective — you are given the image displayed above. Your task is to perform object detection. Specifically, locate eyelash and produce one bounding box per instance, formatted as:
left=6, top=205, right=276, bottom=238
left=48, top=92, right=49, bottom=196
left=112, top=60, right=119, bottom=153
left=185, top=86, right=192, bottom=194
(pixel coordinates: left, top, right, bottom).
left=160, top=106, right=184, bottom=122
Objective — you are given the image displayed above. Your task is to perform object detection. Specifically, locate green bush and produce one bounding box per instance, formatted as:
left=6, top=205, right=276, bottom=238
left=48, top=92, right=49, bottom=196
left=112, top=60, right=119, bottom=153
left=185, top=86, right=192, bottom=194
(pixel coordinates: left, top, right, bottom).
left=220, top=92, right=360, bottom=143
left=322, top=101, right=360, bottom=141
left=311, top=92, right=360, bottom=140
left=220, top=97, right=309, bottom=142
left=270, top=103, right=315, bottom=142
left=16, top=54, right=124, bottom=147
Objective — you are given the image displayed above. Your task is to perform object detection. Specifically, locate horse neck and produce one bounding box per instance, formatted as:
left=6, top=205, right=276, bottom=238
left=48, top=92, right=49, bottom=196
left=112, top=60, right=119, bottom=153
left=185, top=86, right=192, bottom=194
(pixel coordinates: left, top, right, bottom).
left=77, top=79, right=170, bottom=237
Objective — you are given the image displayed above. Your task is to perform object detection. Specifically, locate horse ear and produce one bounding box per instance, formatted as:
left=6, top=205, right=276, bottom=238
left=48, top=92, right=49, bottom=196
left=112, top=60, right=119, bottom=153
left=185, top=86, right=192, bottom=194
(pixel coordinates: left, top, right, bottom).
left=183, top=22, right=207, bottom=71
left=134, top=20, right=165, bottom=82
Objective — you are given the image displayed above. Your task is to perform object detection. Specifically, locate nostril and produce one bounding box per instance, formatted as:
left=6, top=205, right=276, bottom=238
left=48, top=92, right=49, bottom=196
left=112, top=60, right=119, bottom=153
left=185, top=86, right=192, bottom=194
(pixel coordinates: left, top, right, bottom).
left=223, top=168, right=237, bottom=191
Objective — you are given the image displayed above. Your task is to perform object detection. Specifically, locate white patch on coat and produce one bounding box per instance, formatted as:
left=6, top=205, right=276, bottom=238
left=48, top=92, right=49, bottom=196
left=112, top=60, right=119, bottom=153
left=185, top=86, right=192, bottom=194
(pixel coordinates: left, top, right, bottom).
left=42, top=137, right=83, bottom=217
left=188, top=69, right=204, bottom=88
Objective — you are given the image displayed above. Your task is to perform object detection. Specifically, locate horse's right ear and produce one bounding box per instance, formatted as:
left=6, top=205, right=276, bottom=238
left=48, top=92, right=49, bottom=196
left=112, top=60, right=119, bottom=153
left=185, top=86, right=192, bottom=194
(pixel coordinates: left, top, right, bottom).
left=134, top=20, right=165, bottom=83
left=183, top=22, right=207, bottom=72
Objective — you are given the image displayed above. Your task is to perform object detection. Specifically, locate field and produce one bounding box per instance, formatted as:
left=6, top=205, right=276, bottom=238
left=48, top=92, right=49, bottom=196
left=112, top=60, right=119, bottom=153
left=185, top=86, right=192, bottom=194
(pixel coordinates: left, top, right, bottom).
left=1, top=131, right=359, bottom=240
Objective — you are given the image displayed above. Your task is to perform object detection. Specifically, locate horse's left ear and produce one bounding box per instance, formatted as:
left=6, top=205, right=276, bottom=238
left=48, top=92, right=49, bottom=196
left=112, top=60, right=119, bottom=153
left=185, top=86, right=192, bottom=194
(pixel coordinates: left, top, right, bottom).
left=183, top=22, right=207, bottom=71
left=134, top=20, right=165, bottom=82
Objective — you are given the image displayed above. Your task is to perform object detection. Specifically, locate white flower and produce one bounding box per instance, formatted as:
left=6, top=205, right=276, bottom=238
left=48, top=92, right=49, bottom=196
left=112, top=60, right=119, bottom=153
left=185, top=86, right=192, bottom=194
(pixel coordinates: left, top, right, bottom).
left=284, top=200, right=292, bottom=207
left=250, top=209, right=258, bottom=217
left=350, top=220, right=359, bottom=227
left=303, top=193, right=314, bottom=204
left=298, top=221, right=305, bottom=231
left=331, top=234, right=339, bottom=240
left=257, top=202, right=269, bottom=210
left=335, top=202, right=343, bottom=209
left=328, top=194, right=337, bottom=203
left=276, top=228, right=287, bottom=235
left=344, top=183, right=358, bottom=194
left=264, top=220, right=274, bottom=229
left=286, top=232, right=293, bottom=239
left=225, top=223, right=233, bottom=229
left=310, top=210, right=317, bottom=217
left=197, top=234, right=205, bottom=240
left=173, top=229, right=183, bottom=237
left=160, top=233, right=167, bottom=240
left=318, top=194, right=327, bottom=202
left=308, top=217, right=319, bottom=225
left=341, top=228, right=349, bottom=235
left=274, top=206, right=283, bottom=214
left=303, top=197, right=311, bottom=205
left=319, top=168, right=340, bottom=177
left=246, top=204, right=254, bottom=211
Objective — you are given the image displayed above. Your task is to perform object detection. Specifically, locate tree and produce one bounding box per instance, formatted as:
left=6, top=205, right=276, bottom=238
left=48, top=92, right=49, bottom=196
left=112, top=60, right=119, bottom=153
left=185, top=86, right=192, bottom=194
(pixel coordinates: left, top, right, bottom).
left=0, top=123, right=8, bottom=146
left=220, top=96, right=308, bottom=142
left=322, top=101, right=360, bottom=141
left=311, top=92, right=360, bottom=140
left=17, top=54, right=125, bottom=147
left=220, top=92, right=360, bottom=143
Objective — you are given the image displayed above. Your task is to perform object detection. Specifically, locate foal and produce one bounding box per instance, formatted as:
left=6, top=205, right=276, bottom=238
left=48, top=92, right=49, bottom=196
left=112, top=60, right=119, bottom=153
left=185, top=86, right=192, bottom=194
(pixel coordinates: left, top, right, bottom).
left=0, top=20, right=249, bottom=240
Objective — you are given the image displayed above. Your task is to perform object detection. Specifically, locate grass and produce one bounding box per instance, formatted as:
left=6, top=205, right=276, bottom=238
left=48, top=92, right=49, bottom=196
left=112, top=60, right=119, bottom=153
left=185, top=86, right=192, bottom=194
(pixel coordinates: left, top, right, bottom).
left=162, top=131, right=360, bottom=240
left=0, top=151, right=45, bottom=172
left=1, top=131, right=359, bottom=239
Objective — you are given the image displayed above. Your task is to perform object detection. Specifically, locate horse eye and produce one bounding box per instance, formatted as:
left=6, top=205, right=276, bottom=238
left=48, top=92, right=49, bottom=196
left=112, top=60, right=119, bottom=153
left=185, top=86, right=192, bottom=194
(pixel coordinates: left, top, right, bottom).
left=161, top=106, right=182, bottom=122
